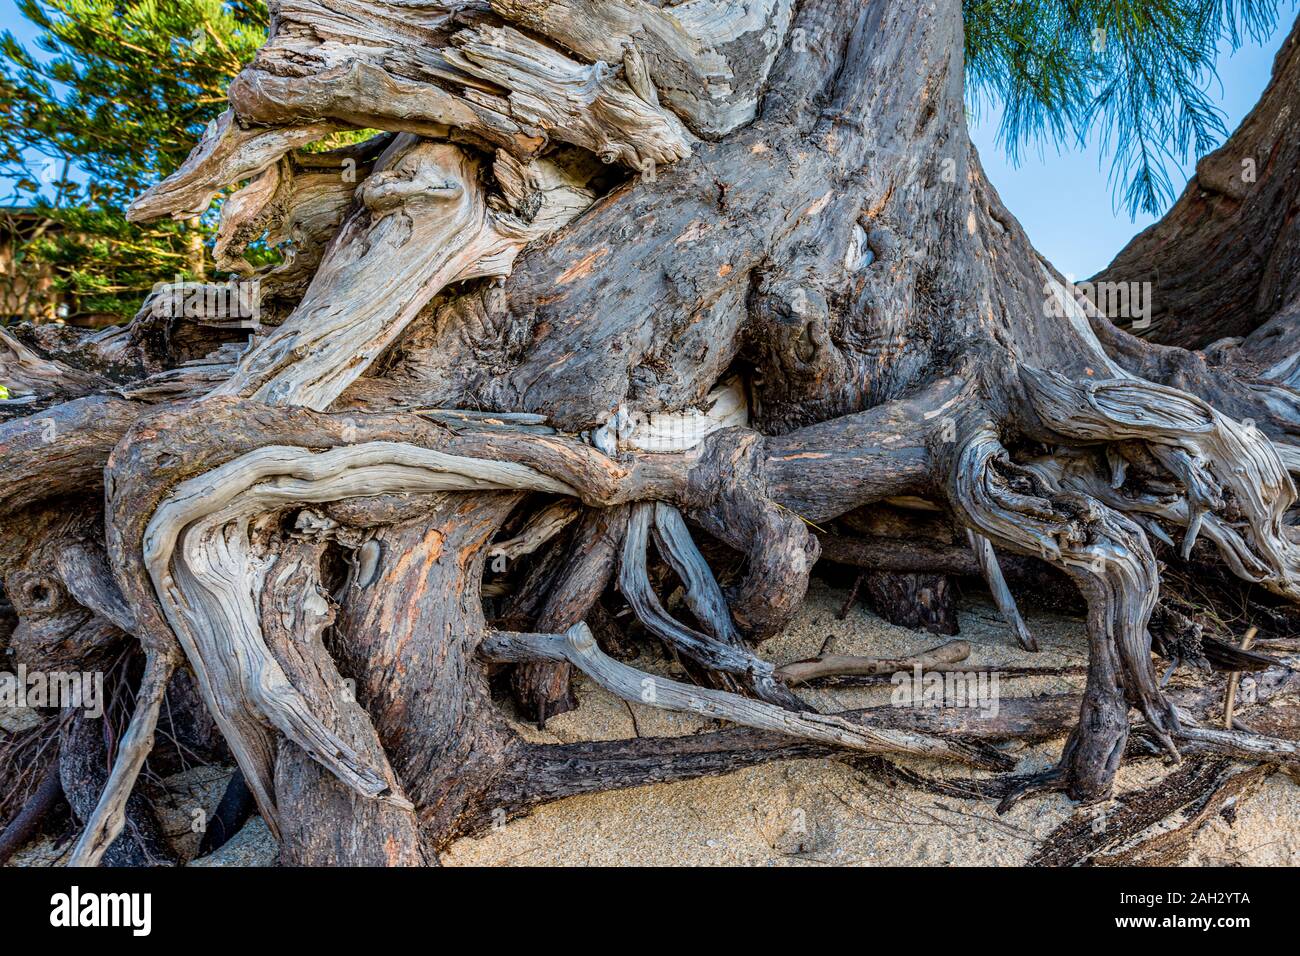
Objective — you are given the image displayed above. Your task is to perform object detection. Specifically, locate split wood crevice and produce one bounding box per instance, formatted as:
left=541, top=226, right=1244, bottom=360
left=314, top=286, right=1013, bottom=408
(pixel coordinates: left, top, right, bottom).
left=3, top=0, right=1300, bottom=865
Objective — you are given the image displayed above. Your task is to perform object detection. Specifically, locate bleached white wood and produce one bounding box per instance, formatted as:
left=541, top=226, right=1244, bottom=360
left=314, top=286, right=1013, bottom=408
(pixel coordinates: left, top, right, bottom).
left=592, top=375, right=748, bottom=452
left=490, top=0, right=794, bottom=136
left=445, top=25, right=692, bottom=169
left=210, top=139, right=596, bottom=410
left=128, top=110, right=336, bottom=222
left=66, top=652, right=177, bottom=866
left=1023, top=366, right=1300, bottom=603
left=651, top=501, right=741, bottom=645
left=142, top=440, right=577, bottom=828
left=489, top=499, right=580, bottom=562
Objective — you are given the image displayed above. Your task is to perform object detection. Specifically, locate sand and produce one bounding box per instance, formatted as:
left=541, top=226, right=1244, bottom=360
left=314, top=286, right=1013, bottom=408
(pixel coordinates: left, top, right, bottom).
left=7, top=579, right=1299, bottom=866
left=443, top=582, right=1300, bottom=867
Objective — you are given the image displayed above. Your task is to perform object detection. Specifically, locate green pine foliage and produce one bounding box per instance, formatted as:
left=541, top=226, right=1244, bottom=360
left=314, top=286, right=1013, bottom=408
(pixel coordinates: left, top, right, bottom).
left=0, top=0, right=267, bottom=323
left=964, top=0, right=1285, bottom=216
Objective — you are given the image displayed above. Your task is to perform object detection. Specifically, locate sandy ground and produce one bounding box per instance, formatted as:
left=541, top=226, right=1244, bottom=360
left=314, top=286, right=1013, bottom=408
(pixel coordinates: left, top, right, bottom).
left=8, top=579, right=1300, bottom=866
left=444, top=582, right=1300, bottom=867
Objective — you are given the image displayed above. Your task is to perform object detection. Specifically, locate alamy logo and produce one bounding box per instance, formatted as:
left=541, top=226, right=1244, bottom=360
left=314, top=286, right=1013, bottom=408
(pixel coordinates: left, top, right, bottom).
left=0, top=665, right=103, bottom=718
left=1043, top=276, right=1153, bottom=329
left=890, top=665, right=1001, bottom=718
left=49, top=886, right=151, bottom=936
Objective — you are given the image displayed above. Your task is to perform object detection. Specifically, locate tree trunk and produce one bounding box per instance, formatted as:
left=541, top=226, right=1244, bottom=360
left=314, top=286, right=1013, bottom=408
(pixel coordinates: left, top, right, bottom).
left=4, top=0, right=1300, bottom=866
left=1094, top=17, right=1300, bottom=358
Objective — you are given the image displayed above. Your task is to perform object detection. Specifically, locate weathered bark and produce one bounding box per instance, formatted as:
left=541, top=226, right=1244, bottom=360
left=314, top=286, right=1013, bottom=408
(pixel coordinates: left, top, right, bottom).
left=331, top=496, right=525, bottom=851
left=1030, top=758, right=1271, bottom=867
left=5, top=0, right=1300, bottom=866
left=262, top=538, right=425, bottom=866
left=487, top=0, right=794, bottom=137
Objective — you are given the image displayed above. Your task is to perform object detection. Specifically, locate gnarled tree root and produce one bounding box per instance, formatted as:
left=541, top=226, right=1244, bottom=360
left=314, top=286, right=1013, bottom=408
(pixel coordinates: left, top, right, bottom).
left=947, top=415, right=1179, bottom=803
left=942, top=363, right=1300, bottom=808
left=483, top=623, right=1012, bottom=771
left=7, top=0, right=1300, bottom=871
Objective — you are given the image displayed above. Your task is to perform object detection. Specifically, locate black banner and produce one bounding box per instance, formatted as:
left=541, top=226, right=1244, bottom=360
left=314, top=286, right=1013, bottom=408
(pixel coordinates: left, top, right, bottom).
left=0, top=865, right=1279, bottom=943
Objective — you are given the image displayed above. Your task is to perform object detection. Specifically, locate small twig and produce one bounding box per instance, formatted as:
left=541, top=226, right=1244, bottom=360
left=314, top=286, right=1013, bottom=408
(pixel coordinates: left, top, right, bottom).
left=1224, top=626, right=1259, bottom=729
left=775, top=640, right=971, bottom=685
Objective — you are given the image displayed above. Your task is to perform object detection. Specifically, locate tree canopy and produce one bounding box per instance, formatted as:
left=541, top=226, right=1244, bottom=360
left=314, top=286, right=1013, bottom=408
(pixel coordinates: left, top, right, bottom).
left=0, top=0, right=1288, bottom=323
left=964, top=0, right=1285, bottom=214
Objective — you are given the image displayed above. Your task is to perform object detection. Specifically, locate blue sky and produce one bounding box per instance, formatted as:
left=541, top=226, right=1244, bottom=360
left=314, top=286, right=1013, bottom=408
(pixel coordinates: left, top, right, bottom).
left=1, top=1, right=1289, bottom=277
left=969, top=23, right=1288, bottom=277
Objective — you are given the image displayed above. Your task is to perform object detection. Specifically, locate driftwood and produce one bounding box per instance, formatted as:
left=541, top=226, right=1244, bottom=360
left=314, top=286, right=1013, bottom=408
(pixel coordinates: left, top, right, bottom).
left=3, top=0, right=1300, bottom=866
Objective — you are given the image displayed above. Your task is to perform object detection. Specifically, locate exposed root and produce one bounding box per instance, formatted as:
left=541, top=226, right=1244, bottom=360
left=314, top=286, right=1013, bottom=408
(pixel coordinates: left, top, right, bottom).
left=686, top=428, right=820, bottom=639
left=29, top=381, right=1300, bottom=862
left=127, top=110, right=336, bottom=223
left=1223, top=626, right=1259, bottom=727
left=5, top=0, right=1299, bottom=872
left=1174, top=721, right=1300, bottom=766
left=140, top=441, right=575, bottom=830
left=651, top=502, right=744, bottom=648
left=948, top=416, right=1180, bottom=802
left=66, top=648, right=178, bottom=866
left=482, top=623, right=1014, bottom=771
left=996, top=766, right=1068, bottom=814
left=620, top=501, right=803, bottom=708
left=0, top=327, right=102, bottom=401
left=508, top=505, right=625, bottom=725
left=1023, top=367, right=1300, bottom=601
left=489, top=500, right=580, bottom=564
left=966, top=530, right=1038, bottom=651
left=209, top=139, right=596, bottom=409
left=261, top=538, right=425, bottom=865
